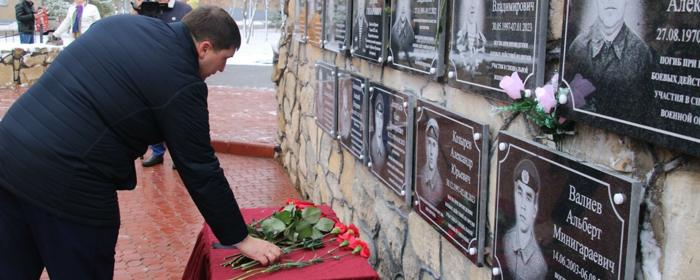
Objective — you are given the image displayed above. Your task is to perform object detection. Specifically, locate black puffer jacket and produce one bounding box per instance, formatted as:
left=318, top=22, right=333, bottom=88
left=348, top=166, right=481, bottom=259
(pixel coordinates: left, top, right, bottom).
left=15, top=0, right=34, bottom=33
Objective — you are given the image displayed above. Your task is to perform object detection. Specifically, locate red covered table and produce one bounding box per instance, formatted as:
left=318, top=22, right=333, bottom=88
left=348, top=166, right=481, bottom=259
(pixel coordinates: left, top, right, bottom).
left=182, top=206, right=379, bottom=280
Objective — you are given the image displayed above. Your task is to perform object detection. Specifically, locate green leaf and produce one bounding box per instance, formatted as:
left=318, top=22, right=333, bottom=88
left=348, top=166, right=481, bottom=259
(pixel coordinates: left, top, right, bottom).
left=261, top=217, right=286, bottom=237
left=274, top=210, right=293, bottom=225
left=311, top=228, right=324, bottom=240
left=296, top=221, right=313, bottom=240
left=295, top=220, right=312, bottom=232
left=301, top=207, right=321, bottom=224
left=313, top=217, right=335, bottom=233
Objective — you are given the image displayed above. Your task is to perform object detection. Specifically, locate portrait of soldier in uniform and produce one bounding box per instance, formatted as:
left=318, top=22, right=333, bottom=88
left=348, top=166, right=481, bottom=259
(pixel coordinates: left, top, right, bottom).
left=455, top=0, right=487, bottom=72
left=352, top=0, right=369, bottom=53
left=502, top=159, right=547, bottom=280
left=369, top=93, right=387, bottom=170
left=390, top=0, right=415, bottom=63
left=417, top=118, right=444, bottom=207
left=565, top=0, right=652, bottom=118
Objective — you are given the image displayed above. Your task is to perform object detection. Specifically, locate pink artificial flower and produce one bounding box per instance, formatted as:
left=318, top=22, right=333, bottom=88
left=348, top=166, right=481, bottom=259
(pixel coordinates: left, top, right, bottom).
left=499, top=72, right=525, bottom=100
left=535, top=84, right=557, bottom=113
left=570, top=73, right=596, bottom=108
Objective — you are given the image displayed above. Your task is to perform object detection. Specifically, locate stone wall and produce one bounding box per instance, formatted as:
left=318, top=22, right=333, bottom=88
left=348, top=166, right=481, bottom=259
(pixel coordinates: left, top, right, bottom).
left=273, top=1, right=699, bottom=279
left=0, top=47, right=61, bottom=88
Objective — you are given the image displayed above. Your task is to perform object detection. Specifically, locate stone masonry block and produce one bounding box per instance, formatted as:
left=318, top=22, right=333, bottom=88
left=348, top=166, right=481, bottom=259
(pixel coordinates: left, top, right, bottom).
left=376, top=200, right=408, bottom=262
left=661, top=170, right=700, bottom=279
left=20, top=65, right=46, bottom=86
left=407, top=211, right=441, bottom=272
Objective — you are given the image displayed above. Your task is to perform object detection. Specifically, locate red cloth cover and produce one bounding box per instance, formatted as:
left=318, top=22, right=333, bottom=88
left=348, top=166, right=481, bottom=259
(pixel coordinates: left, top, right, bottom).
left=182, top=206, right=379, bottom=280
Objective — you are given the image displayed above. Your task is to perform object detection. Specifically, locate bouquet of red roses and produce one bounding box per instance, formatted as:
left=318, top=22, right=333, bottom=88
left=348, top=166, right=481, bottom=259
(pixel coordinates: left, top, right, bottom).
left=222, top=199, right=370, bottom=280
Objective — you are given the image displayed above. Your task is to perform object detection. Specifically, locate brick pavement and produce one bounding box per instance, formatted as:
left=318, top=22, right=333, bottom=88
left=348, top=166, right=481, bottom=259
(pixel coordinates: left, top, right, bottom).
left=0, top=86, right=299, bottom=279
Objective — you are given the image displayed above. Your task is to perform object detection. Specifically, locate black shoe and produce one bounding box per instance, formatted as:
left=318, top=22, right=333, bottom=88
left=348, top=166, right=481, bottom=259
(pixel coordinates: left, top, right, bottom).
left=142, top=154, right=164, bottom=167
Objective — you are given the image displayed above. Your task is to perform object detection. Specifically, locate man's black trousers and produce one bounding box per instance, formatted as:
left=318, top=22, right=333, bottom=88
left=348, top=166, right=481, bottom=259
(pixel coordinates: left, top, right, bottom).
left=0, top=187, right=119, bottom=279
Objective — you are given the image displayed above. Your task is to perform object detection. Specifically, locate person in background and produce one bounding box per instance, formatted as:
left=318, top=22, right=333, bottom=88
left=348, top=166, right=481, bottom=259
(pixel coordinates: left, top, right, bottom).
left=133, top=0, right=193, bottom=168
left=132, top=0, right=193, bottom=23
left=15, top=0, right=35, bottom=44
left=0, top=6, right=281, bottom=278
left=35, top=6, right=49, bottom=35
left=53, top=0, right=101, bottom=46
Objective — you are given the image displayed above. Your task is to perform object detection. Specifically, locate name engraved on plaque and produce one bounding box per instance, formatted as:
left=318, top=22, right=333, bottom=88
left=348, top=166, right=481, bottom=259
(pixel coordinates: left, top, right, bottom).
left=493, top=132, right=642, bottom=280
left=352, top=0, right=387, bottom=62
left=368, top=83, right=414, bottom=199
left=413, top=100, right=488, bottom=265
left=339, top=71, right=367, bottom=161
left=561, top=0, right=700, bottom=156
left=314, top=63, right=337, bottom=136
left=323, top=0, right=351, bottom=52
left=389, top=0, right=446, bottom=75
left=448, top=0, right=547, bottom=99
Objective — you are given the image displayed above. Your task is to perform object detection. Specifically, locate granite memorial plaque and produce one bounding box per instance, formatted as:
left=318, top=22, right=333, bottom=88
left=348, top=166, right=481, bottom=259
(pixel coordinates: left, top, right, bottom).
left=492, top=132, right=642, bottom=280
left=338, top=71, right=368, bottom=162
left=295, top=0, right=308, bottom=42
left=367, top=83, right=414, bottom=201
left=351, top=0, right=388, bottom=63
left=561, top=0, right=700, bottom=157
left=315, top=62, right=338, bottom=136
left=447, top=0, right=548, bottom=99
left=323, top=0, right=352, bottom=53
left=413, top=100, right=489, bottom=265
left=388, top=0, right=446, bottom=76
left=308, top=0, right=325, bottom=47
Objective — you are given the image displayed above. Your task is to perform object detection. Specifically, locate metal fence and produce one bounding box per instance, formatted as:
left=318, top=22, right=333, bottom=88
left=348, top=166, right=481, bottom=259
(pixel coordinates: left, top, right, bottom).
left=0, top=29, right=50, bottom=44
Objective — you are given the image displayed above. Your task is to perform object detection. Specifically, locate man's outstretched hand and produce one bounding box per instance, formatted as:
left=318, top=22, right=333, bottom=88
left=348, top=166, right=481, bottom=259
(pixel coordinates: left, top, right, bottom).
left=235, top=235, right=283, bottom=266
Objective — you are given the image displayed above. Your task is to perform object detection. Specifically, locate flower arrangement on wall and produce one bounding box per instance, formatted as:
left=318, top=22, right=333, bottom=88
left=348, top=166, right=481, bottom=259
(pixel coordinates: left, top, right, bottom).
left=496, top=72, right=583, bottom=136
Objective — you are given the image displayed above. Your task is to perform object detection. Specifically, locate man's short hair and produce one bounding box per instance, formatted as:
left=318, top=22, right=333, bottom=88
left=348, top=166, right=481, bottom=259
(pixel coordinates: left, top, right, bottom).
left=513, top=159, right=540, bottom=194
left=182, top=5, right=241, bottom=50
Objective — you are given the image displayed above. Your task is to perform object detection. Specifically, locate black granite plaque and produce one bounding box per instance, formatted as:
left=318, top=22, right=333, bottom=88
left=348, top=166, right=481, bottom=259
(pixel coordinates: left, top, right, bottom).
left=351, top=0, right=388, bottom=63
left=308, top=0, right=325, bottom=47
left=413, top=100, right=489, bottom=265
left=561, top=0, right=700, bottom=157
left=388, top=0, right=446, bottom=76
left=492, top=132, right=642, bottom=280
left=295, top=0, right=308, bottom=42
left=315, top=62, right=338, bottom=136
left=338, top=71, right=368, bottom=161
left=447, top=0, right=548, bottom=99
left=323, top=0, right=352, bottom=53
left=367, top=83, right=414, bottom=201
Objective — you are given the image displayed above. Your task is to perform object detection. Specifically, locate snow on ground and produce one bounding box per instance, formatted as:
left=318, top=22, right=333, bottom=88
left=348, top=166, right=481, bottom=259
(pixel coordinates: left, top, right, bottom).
left=227, top=29, right=280, bottom=66
left=0, top=27, right=279, bottom=66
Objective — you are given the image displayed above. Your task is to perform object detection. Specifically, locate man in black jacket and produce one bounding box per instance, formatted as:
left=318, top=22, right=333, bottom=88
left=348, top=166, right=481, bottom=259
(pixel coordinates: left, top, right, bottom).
left=0, top=6, right=281, bottom=279
left=15, top=0, right=35, bottom=44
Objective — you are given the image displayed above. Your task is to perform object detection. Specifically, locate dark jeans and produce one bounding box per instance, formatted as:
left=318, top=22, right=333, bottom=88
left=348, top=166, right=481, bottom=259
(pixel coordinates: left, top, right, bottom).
left=20, top=32, right=34, bottom=44
left=0, top=187, right=119, bottom=279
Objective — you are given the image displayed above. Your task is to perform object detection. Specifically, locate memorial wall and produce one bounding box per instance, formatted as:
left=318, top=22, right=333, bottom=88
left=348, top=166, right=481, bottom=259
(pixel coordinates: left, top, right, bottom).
left=273, top=0, right=700, bottom=279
